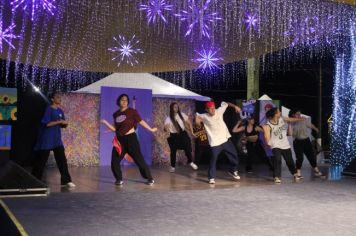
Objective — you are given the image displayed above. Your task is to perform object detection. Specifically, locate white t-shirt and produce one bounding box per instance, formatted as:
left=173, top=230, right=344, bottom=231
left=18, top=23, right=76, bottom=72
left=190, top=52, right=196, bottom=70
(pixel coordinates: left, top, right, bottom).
left=266, top=117, right=291, bottom=150
left=164, top=112, right=189, bottom=133
left=196, top=102, right=231, bottom=147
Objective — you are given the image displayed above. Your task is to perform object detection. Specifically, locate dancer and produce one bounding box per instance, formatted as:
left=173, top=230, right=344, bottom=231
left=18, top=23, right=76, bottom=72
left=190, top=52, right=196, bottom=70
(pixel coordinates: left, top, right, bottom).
left=101, top=94, right=157, bottom=186
left=164, top=103, right=198, bottom=172
left=193, top=120, right=211, bottom=166
left=32, top=92, right=75, bottom=188
left=263, top=107, right=304, bottom=184
left=232, top=117, right=273, bottom=173
left=195, top=101, right=241, bottom=184
left=288, top=109, right=324, bottom=178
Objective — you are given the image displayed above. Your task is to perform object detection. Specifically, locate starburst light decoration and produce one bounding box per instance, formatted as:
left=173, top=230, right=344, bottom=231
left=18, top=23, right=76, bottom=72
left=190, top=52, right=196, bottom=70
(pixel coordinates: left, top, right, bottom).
left=11, top=0, right=56, bottom=21
left=192, top=46, right=223, bottom=70
left=108, top=35, right=144, bottom=67
left=139, top=0, right=173, bottom=24
left=0, top=21, right=18, bottom=52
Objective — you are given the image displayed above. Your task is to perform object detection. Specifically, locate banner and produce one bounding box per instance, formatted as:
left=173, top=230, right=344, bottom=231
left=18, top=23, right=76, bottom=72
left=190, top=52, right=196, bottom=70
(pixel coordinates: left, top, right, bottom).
left=99, top=87, right=153, bottom=166
left=0, top=125, right=11, bottom=150
left=0, top=87, right=17, bottom=121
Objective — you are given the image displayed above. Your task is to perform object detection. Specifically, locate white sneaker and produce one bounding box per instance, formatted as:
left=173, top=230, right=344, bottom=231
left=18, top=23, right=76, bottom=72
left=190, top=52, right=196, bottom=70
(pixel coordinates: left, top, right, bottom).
left=228, top=171, right=241, bottom=180
left=66, top=182, right=76, bottom=188
left=169, top=167, right=175, bottom=173
left=190, top=162, right=198, bottom=170
left=208, top=179, right=215, bottom=184
left=294, top=175, right=301, bottom=182
left=274, top=177, right=281, bottom=184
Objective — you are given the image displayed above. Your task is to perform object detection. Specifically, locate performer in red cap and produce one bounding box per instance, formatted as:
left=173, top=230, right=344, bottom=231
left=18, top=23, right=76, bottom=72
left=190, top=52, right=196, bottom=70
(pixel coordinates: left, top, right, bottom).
left=195, top=101, right=242, bottom=184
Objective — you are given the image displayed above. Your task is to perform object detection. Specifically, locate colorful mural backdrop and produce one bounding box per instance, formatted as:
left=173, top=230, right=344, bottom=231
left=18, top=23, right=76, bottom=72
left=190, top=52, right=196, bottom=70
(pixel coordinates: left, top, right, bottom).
left=59, top=93, right=196, bottom=167
left=0, top=87, right=17, bottom=121
left=60, top=93, right=100, bottom=166
left=152, top=98, right=196, bottom=167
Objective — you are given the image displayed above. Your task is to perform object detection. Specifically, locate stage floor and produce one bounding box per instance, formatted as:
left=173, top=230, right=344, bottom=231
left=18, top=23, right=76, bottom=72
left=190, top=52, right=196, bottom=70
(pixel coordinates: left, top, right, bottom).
left=38, top=163, right=329, bottom=193
left=2, top=164, right=356, bottom=236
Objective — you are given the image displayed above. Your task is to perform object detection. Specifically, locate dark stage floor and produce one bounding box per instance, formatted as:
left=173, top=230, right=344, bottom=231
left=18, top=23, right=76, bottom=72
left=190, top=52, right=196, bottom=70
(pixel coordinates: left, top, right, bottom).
left=2, top=164, right=356, bottom=236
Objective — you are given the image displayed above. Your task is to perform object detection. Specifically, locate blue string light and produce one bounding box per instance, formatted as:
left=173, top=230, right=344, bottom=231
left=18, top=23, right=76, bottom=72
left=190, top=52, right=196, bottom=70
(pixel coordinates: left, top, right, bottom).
left=330, top=22, right=356, bottom=167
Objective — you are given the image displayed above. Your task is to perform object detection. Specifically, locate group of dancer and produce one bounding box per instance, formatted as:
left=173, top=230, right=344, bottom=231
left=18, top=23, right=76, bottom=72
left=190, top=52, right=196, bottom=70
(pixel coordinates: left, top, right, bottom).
left=31, top=92, right=324, bottom=188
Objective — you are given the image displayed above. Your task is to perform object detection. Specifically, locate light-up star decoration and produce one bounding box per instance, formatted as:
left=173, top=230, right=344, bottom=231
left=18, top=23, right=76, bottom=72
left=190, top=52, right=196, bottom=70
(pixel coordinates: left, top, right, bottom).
left=139, top=0, right=173, bottom=24
left=0, top=21, right=18, bottom=52
left=175, top=0, right=222, bottom=38
left=108, top=35, right=144, bottom=67
left=245, top=13, right=258, bottom=32
left=11, top=0, right=56, bottom=21
left=192, top=47, right=223, bottom=70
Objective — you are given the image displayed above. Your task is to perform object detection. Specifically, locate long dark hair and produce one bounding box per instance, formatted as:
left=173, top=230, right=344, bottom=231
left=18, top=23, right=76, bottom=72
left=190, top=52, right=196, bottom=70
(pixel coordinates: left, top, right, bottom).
left=266, top=107, right=278, bottom=119
left=169, top=102, right=185, bottom=132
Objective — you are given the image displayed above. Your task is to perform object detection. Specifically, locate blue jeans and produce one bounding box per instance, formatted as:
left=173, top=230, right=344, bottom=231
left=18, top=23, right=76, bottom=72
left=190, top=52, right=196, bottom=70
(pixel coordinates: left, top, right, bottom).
left=208, top=140, right=239, bottom=179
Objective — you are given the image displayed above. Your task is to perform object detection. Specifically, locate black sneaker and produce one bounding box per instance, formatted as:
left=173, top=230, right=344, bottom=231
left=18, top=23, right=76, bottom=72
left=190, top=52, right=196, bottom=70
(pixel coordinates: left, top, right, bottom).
left=147, top=179, right=155, bottom=186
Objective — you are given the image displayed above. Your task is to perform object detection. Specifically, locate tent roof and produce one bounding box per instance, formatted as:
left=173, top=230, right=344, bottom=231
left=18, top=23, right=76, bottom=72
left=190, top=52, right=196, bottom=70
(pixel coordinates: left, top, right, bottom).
left=258, top=94, right=273, bottom=100
left=76, top=73, right=210, bottom=101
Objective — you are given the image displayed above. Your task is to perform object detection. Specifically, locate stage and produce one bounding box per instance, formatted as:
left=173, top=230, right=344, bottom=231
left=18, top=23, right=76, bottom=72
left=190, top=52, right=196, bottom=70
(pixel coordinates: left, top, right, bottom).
left=1, top=164, right=356, bottom=236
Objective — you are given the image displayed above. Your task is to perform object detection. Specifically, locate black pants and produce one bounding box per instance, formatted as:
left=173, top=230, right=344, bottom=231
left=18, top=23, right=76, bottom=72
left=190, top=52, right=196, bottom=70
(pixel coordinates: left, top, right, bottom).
left=272, top=148, right=297, bottom=178
left=111, top=133, right=153, bottom=181
left=195, top=144, right=211, bottom=165
left=32, top=146, right=72, bottom=185
left=167, top=131, right=193, bottom=167
left=293, top=138, right=317, bottom=169
left=246, top=141, right=273, bottom=171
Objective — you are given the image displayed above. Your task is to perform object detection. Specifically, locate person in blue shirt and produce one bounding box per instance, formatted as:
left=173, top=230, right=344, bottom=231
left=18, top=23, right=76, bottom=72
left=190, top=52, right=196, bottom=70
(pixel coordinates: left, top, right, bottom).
left=32, top=92, right=76, bottom=188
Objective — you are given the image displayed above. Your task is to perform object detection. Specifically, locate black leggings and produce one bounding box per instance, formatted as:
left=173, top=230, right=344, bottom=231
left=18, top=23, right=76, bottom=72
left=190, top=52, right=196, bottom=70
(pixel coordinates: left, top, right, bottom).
left=32, top=146, right=72, bottom=185
left=167, top=131, right=193, bottom=167
left=272, top=148, right=297, bottom=178
left=246, top=141, right=273, bottom=171
left=111, top=133, right=153, bottom=181
left=293, top=138, right=317, bottom=169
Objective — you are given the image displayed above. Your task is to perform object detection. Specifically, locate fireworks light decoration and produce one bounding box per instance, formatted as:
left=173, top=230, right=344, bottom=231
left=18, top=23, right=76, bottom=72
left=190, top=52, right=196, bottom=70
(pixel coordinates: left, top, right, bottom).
left=330, top=22, right=356, bottom=167
left=175, top=0, right=222, bottom=38
left=108, top=35, right=144, bottom=67
left=192, top=46, right=223, bottom=70
left=244, top=13, right=258, bottom=32
left=0, top=21, right=18, bottom=52
left=139, top=0, right=173, bottom=24
left=11, top=0, right=56, bottom=21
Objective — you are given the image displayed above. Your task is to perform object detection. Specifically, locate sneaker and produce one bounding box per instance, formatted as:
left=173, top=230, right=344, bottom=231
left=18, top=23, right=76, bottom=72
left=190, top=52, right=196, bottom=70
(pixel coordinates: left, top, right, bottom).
left=274, top=177, right=281, bottom=184
left=294, top=175, right=301, bottom=182
left=208, top=179, right=215, bottom=184
left=228, top=171, right=241, bottom=180
left=115, top=180, right=123, bottom=186
left=314, top=170, right=325, bottom=177
left=147, top=179, right=155, bottom=186
left=189, top=162, right=198, bottom=170
left=169, top=167, right=175, bottom=173
left=296, top=170, right=303, bottom=179
left=66, top=182, right=76, bottom=188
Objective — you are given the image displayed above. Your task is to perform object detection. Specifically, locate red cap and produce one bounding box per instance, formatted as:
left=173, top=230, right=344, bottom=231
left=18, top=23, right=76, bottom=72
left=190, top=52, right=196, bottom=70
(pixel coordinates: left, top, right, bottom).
left=205, top=101, right=216, bottom=109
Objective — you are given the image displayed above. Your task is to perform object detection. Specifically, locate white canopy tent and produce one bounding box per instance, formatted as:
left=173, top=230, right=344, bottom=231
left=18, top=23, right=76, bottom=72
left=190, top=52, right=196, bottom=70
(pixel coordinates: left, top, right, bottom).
left=76, top=73, right=210, bottom=101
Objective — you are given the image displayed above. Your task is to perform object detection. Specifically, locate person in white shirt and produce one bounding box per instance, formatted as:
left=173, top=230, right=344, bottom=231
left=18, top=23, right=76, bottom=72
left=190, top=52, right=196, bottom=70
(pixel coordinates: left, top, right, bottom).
left=195, top=101, right=242, bottom=184
left=262, top=107, right=305, bottom=184
left=164, top=103, right=198, bottom=172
